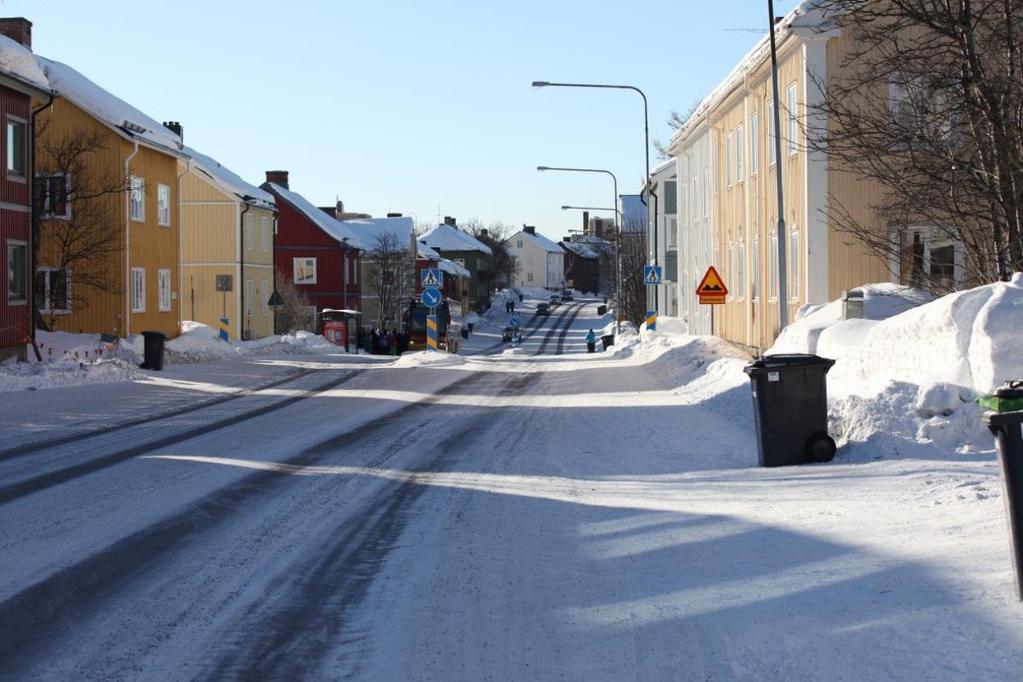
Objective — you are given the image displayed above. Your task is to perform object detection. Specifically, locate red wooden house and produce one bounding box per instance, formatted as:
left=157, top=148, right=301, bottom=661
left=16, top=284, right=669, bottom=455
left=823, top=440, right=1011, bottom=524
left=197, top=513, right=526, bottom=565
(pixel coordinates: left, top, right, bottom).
left=262, top=171, right=364, bottom=318
left=0, top=19, right=51, bottom=361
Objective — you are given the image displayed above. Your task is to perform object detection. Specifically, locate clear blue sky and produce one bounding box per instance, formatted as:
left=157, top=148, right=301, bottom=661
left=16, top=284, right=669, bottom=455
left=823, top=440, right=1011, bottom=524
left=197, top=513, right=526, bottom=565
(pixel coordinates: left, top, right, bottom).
left=5, top=0, right=800, bottom=241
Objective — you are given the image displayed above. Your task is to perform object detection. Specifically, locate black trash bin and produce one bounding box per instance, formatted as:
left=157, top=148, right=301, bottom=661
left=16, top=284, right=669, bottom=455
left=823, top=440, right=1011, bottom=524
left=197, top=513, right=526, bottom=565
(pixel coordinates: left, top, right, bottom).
left=984, top=381, right=1023, bottom=599
left=461, top=327, right=469, bottom=340
left=600, top=334, right=614, bottom=350
left=140, top=330, right=167, bottom=371
left=743, top=354, right=837, bottom=467
left=597, top=304, right=607, bottom=316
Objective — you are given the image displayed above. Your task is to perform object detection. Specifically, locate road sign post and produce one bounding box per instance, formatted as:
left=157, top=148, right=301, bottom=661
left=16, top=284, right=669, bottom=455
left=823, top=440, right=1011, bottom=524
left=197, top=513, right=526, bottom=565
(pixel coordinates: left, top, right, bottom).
left=643, top=265, right=662, bottom=286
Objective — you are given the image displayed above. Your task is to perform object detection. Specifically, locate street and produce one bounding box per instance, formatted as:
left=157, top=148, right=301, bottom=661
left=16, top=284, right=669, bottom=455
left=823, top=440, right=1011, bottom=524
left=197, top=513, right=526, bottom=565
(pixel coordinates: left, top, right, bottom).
left=1, top=300, right=1021, bottom=680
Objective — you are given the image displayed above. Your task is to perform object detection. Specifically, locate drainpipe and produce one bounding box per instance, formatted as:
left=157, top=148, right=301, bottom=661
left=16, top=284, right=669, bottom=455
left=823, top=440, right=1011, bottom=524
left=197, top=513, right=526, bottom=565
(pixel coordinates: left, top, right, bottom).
left=124, top=141, right=140, bottom=337
left=28, top=91, right=55, bottom=361
left=175, top=158, right=191, bottom=332
left=239, top=202, right=250, bottom=340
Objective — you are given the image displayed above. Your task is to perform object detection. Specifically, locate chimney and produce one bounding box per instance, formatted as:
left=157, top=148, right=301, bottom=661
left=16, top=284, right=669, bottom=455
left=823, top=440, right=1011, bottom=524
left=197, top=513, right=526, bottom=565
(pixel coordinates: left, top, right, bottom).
left=523, top=225, right=536, bottom=235
left=443, top=216, right=456, bottom=226
left=563, top=235, right=572, bottom=243
left=162, top=121, right=183, bottom=141
left=0, top=18, right=32, bottom=49
left=582, top=211, right=589, bottom=232
left=386, top=212, right=403, bottom=218
left=336, top=199, right=345, bottom=214
left=265, top=170, right=289, bottom=189
left=479, top=229, right=488, bottom=238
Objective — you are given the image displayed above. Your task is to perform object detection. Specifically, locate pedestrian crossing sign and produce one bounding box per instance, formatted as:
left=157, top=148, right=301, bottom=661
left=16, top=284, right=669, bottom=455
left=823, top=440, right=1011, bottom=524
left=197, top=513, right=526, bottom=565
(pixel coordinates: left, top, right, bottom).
left=696, top=265, right=728, bottom=304
left=643, top=265, right=662, bottom=286
left=421, top=269, right=443, bottom=287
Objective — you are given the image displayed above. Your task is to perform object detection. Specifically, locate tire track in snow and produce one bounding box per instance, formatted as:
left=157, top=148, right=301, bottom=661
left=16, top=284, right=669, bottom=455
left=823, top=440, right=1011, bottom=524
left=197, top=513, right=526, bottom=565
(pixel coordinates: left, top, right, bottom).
left=534, top=302, right=586, bottom=356
left=0, top=369, right=501, bottom=677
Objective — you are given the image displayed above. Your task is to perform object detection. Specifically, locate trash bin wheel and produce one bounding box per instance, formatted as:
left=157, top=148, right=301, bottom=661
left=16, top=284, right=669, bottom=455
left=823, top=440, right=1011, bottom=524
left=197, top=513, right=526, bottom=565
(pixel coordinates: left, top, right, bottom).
left=805, top=431, right=837, bottom=463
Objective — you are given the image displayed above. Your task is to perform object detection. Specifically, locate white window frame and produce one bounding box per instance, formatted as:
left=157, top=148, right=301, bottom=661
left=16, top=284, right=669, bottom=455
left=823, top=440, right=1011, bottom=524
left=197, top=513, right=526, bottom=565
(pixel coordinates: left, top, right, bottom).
left=293, top=257, right=317, bottom=285
left=737, top=239, right=746, bottom=301
left=157, top=183, right=171, bottom=226
left=726, top=242, right=735, bottom=301
left=6, top=115, right=27, bottom=181
left=39, top=173, right=72, bottom=219
left=131, top=267, right=146, bottom=312
left=736, top=124, right=745, bottom=181
left=750, top=111, right=760, bottom=176
left=789, top=227, right=800, bottom=300
left=36, top=267, right=71, bottom=314
left=725, top=132, right=734, bottom=187
left=261, top=216, right=270, bottom=252
left=244, top=213, right=253, bottom=250
left=245, top=278, right=253, bottom=315
left=769, top=232, right=779, bottom=301
left=787, top=83, right=798, bottom=156
left=260, top=279, right=269, bottom=314
left=158, top=268, right=172, bottom=311
left=751, top=234, right=760, bottom=302
left=7, top=239, right=28, bottom=304
left=129, top=176, right=145, bottom=222
left=767, top=101, right=777, bottom=167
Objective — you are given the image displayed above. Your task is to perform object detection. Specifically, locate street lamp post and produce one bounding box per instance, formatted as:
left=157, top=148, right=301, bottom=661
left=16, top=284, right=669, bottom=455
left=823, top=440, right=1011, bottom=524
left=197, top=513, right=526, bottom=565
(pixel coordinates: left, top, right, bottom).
left=537, top=165, right=621, bottom=333
left=532, top=80, right=657, bottom=315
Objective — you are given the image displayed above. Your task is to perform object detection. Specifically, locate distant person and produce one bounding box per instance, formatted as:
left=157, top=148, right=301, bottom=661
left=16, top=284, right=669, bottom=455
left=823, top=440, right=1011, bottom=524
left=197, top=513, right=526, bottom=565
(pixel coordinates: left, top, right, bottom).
left=586, top=329, right=597, bottom=353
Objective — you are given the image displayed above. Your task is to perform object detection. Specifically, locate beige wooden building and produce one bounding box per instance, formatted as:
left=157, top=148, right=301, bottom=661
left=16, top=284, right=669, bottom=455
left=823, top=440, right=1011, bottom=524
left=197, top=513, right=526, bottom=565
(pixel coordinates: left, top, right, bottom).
left=179, top=145, right=276, bottom=340
left=668, top=2, right=891, bottom=352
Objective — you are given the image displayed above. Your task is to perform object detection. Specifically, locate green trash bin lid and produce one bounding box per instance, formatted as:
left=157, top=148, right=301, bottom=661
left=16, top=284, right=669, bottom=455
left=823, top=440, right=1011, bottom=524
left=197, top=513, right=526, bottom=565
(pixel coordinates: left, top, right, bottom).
left=979, top=381, right=1023, bottom=413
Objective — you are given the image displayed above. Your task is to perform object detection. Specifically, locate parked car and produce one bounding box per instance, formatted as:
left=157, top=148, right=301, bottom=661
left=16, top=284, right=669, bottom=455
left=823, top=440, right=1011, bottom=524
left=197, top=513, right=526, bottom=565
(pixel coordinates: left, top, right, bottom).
left=537, top=303, right=551, bottom=316
left=561, top=291, right=574, bottom=301
left=548, top=294, right=561, bottom=305
left=502, top=326, right=514, bottom=342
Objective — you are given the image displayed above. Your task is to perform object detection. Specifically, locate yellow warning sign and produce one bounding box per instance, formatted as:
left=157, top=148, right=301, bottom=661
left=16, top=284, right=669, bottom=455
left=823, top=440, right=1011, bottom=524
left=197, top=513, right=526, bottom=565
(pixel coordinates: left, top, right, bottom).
left=696, top=266, right=728, bottom=305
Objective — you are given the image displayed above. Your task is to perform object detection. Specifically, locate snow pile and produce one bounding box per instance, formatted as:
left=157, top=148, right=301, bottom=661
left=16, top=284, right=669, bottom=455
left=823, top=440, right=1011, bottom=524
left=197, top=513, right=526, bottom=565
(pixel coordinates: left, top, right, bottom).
left=768, top=276, right=1023, bottom=461
left=392, top=351, right=466, bottom=368
left=1, top=330, right=143, bottom=392
left=149, top=322, right=339, bottom=363
left=0, top=35, right=50, bottom=91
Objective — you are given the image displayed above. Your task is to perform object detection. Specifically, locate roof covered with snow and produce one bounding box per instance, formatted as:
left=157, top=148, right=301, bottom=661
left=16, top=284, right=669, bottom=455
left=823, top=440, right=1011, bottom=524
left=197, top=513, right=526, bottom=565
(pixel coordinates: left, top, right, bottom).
left=561, top=239, right=601, bottom=259
left=342, top=216, right=414, bottom=254
left=0, top=35, right=49, bottom=93
left=670, top=0, right=837, bottom=148
left=511, top=229, right=564, bottom=254
left=438, top=257, right=471, bottom=278
left=420, top=224, right=493, bottom=255
left=184, top=146, right=275, bottom=210
left=35, top=55, right=184, bottom=155
left=266, top=183, right=364, bottom=249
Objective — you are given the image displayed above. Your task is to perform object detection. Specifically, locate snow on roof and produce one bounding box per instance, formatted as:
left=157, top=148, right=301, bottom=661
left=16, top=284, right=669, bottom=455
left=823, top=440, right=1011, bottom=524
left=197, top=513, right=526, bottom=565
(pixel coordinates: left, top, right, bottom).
left=513, top=229, right=564, bottom=254
left=341, top=216, right=414, bottom=253
left=417, top=241, right=441, bottom=260
left=0, top=35, right=49, bottom=93
left=670, top=0, right=837, bottom=147
left=419, top=223, right=493, bottom=255
left=561, top=240, right=601, bottom=259
left=267, top=183, right=364, bottom=249
left=184, top=146, right=275, bottom=210
left=438, top=258, right=471, bottom=278
left=35, top=54, right=183, bottom=154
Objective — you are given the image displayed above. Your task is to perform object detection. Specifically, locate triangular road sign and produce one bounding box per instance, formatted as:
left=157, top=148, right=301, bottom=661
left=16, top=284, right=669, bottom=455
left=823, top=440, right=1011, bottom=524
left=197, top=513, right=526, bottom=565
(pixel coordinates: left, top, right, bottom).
left=695, top=266, right=728, bottom=296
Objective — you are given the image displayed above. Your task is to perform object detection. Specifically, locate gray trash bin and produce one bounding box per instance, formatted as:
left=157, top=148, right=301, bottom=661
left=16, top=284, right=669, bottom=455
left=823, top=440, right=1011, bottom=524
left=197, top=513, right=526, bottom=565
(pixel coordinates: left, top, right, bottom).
left=743, top=354, right=837, bottom=467
left=140, top=330, right=167, bottom=371
left=984, top=381, right=1023, bottom=599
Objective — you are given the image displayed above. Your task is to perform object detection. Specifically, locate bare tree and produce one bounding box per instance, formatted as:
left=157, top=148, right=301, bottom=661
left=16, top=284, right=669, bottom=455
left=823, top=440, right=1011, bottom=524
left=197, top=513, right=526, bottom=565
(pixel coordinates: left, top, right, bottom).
left=806, top=0, right=1023, bottom=291
left=653, top=101, right=701, bottom=160
left=365, top=232, right=411, bottom=329
left=473, top=220, right=519, bottom=287
left=33, top=122, right=129, bottom=329
left=273, top=269, right=315, bottom=333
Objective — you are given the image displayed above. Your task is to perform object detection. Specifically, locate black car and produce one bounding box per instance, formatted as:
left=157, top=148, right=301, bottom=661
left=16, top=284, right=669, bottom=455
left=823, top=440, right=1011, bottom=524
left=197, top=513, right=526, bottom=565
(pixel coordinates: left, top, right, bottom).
left=536, top=303, right=551, bottom=316
left=561, top=291, right=574, bottom=301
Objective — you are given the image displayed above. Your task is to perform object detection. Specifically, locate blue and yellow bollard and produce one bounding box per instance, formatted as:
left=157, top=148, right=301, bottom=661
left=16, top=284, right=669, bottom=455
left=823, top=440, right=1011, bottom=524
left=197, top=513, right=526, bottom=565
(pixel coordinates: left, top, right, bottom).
left=219, top=317, right=230, bottom=341
left=426, top=315, right=438, bottom=351
left=645, top=310, right=657, bottom=331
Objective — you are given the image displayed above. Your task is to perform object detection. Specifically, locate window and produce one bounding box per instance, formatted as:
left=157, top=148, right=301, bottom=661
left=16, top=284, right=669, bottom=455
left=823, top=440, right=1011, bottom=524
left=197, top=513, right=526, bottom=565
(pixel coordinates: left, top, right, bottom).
left=130, top=176, right=145, bottom=222
left=293, top=257, right=317, bottom=284
left=39, top=174, right=71, bottom=219
left=245, top=278, right=253, bottom=315
left=6, top=116, right=26, bottom=179
left=767, top=101, right=776, bottom=166
left=527, top=272, right=533, bottom=282
left=666, top=216, right=678, bottom=250
left=751, top=235, right=760, bottom=301
left=157, top=184, right=171, bottom=226
left=725, top=132, right=734, bottom=186
left=787, top=84, right=798, bottom=156
left=7, top=240, right=27, bottom=302
left=244, top=213, right=253, bottom=250
left=664, top=180, right=677, bottom=215
left=736, top=124, right=745, bottom=180
left=131, top=267, right=146, bottom=312
left=261, top=216, right=270, bottom=251
left=750, top=112, right=760, bottom=175
left=261, top=279, right=269, bottom=314
left=769, top=233, right=779, bottom=300
left=737, top=240, right=746, bottom=300
left=726, top=242, right=734, bottom=299
left=789, top=228, right=799, bottom=300
left=35, top=268, right=70, bottom=313
left=703, top=169, right=709, bottom=217
left=353, top=255, right=358, bottom=284
left=516, top=239, right=523, bottom=249
left=156, top=265, right=170, bottom=312
left=344, top=257, right=349, bottom=284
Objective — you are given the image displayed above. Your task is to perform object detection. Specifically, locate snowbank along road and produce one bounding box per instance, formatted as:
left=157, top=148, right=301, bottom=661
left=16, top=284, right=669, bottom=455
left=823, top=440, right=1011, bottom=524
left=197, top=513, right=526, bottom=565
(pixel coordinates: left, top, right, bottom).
left=2, top=297, right=1022, bottom=679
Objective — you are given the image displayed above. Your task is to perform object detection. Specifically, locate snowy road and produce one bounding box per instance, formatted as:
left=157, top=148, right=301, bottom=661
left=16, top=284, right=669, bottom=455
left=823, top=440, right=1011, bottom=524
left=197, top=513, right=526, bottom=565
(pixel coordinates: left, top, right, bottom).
left=2, top=300, right=1023, bottom=679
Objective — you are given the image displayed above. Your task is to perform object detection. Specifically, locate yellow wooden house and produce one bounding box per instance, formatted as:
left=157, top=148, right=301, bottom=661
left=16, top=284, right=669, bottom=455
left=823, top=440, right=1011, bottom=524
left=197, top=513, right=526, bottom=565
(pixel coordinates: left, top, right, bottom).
left=33, top=54, right=183, bottom=338
left=179, top=144, right=277, bottom=340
